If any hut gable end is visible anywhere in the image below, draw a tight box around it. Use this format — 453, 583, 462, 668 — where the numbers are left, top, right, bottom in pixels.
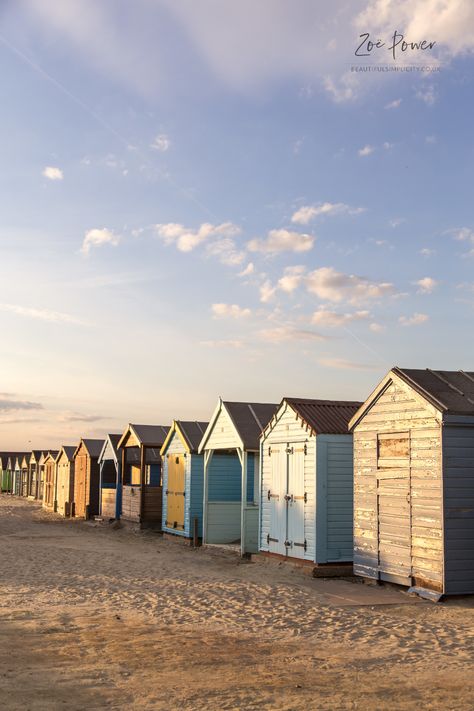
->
201, 405, 243, 451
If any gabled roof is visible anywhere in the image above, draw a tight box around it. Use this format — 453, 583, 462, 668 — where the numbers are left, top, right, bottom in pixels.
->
44, 451, 59, 463
98, 434, 121, 463
161, 421, 208, 455
1, 452, 29, 468
199, 398, 278, 452
274, 398, 363, 436
73, 439, 105, 459
349, 367, 474, 430
29, 450, 42, 463
117, 424, 169, 449
57, 446, 76, 463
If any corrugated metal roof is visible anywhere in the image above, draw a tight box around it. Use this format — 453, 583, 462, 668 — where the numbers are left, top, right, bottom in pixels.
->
80, 439, 105, 459
176, 421, 208, 452
224, 401, 278, 450
130, 424, 169, 447
395, 367, 474, 415
284, 398, 363, 434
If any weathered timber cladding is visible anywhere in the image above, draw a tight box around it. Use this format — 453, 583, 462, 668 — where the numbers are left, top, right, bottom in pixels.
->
101, 489, 116, 519
72, 442, 102, 519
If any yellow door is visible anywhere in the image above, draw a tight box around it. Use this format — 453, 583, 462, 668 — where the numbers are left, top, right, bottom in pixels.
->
166, 455, 185, 530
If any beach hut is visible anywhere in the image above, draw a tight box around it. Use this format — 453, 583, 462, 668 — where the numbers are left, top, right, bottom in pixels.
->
98, 434, 121, 520
198, 399, 278, 555
55, 446, 76, 516
27, 451, 42, 498
6, 456, 17, 494
0, 453, 24, 493
37, 451, 49, 500
259, 398, 362, 564
20, 455, 30, 497
161, 421, 209, 541
349, 367, 474, 599
72, 439, 105, 519
13, 457, 22, 495
118, 424, 169, 528
42, 451, 59, 510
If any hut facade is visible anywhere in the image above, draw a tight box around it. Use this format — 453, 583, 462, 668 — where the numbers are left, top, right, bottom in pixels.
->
350, 367, 474, 599
98, 434, 121, 520
118, 424, 169, 528
198, 399, 277, 555
259, 398, 362, 564
27, 451, 42, 499
1, 452, 25, 493
37, 451, 48, 500
13, 457, 22, 495
161, 421, 208, 540
72, 439, 104, 519
20, 455, 30, 497
42, 452, 59, 510
55, 446, 76, 516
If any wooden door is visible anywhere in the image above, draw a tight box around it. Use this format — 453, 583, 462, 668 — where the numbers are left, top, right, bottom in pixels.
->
74, 454, 88, 517
267, 446, 287, 555
287, 446, 306, 559
166, 455, 186, 530
376, 432, 412, 585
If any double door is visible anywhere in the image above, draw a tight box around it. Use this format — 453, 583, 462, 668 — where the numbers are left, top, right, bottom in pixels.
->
267, 442, 306, 559
165, 455, 186, 530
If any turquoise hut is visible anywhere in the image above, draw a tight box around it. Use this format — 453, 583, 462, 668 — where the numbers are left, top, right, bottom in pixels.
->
160, 421, 209, 540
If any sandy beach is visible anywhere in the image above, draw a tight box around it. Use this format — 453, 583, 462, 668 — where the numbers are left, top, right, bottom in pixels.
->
0, 495, 473, 710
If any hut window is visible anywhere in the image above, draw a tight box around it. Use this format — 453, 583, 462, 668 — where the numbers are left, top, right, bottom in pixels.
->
377, 432, 409, 468
130, 465, 141, 486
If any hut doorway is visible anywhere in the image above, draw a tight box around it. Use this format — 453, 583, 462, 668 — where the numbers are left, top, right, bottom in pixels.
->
268, 443, 306, 559
165, 455, 186, 530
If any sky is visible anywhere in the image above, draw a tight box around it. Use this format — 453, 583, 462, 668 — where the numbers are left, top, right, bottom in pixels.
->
1, 0, 474, 449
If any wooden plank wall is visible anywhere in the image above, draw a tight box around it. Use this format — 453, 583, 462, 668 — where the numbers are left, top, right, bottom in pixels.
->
353, 376, 443, 591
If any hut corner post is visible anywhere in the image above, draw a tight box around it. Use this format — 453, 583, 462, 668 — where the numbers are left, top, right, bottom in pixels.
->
115, 460, 122, 520
238, 449, 248, 557
139, 445, 146, 524
202, 449, 213, 545
98, 460, 103, 517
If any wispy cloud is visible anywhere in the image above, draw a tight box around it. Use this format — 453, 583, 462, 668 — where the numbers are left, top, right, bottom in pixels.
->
238, 262, 255, 277
247, 228, 314, 254
277, 265, 306, 293
0, 397, 44, 412
260, 326, 325, 343
420, 247, 436, 257
385, 98, 402, 109
312, 308, 370, 328
200, 339, 244, 348
81, 227, 120, 256
206, 238, 245, 266
358, 144, 375, 157
211, 303, 251, 319
150, 133, 171, 152
0, 303, 87, 326
42, 165, 63, 180
60, 412, 107, 423
415, 277, 438, 294
416, 85, 437, 106
156, 222, 240, 253
399, 313, 429, 327
291, 202, 365, 225
259, 280, 277, 303
306, 267, 394, 304
318, 357, 375, 370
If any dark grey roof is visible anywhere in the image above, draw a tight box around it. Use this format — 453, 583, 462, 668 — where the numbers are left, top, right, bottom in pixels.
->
224, 401, 278, 450
60, 446, 76, 462
284, 398, 363, 435
0, 452, 29, 468
79, 439, 105, 459
130, 424, 169, 447
176, 421, 208, 453
395, 367, 474, 415
107, 434, 121, 456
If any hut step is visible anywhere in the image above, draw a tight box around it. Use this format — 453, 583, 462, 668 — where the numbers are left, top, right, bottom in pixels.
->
408, 586, 443, 602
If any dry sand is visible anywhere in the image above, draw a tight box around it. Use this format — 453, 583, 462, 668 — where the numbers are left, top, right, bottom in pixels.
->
0, 496, 473, 710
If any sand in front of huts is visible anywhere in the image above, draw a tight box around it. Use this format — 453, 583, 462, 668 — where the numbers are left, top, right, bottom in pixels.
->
0, 495, 473, 710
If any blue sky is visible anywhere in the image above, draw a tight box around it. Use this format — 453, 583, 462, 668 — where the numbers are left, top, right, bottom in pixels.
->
1, 0, 473, 448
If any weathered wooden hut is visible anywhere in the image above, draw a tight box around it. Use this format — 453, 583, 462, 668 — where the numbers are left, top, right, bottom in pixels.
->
1, 452, 26, 493
13, 456, 22, 495
259, 398, 362, 564
72, 439, 105, 519
118, 424, 169, 528
98, 434, 121, 520
20, 455, 30, 497
55, 446, 76, 516
161, 420, 209, 540
198, 399, 278, 555
37, 451, 48, 500
27, 451, 42, 499
349, 367, 474, 599
42, 451, 59, 510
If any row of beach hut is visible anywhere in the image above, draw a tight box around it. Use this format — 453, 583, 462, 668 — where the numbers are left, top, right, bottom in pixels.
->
2, 366, 474, 600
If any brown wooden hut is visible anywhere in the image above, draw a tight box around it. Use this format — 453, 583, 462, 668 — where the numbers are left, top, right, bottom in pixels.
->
20, 455, 30, 497
117, 424, 169, 528
28, 451, 43, 499
42, 451, 59, 510
72, 439, 105, 519
55, 446, 76, 516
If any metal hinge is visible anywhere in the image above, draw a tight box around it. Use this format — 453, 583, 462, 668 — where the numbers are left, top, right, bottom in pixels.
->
293, 540, 307, 551
268, 446, 271, 457
286, 446, 294, 454
267, 534, 279, 544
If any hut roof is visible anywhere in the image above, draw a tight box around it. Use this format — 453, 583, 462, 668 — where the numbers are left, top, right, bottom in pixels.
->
281, 398, 364, 435
394, 368, 474, 415
59, 446, 76, 462
74, 439, 105, 459
0, 452, 29, 468
161, 421, 208, 455
118, 424, 169, 449
199, 399, 278, 452
98, 434, 122, 463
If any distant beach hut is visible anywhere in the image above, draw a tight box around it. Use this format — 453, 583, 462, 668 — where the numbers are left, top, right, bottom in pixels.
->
13, 456, 22, 496
20, 455, 29, 497
37, 451, 49, 500
117, 424, 169, 528
98, 434, 121, 521
72, 439, 105, 519
42, 451, 59, 510
27, 451, 43, 499
160, 421, 208, 541
350, 367, 474, 599
198, 399, 278, 555
1, 453, 26, 493
260, 398, 361, 564
55, 446, 76, 516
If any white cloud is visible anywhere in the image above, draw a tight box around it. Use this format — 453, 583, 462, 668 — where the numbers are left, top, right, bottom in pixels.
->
0, 303, 87, 326
291, 202, 365, 225
399, 313, 429, 327
449, 227, 474, 243
260, 326, 325, 343
81, 228, 120, 256
42, 165, 63, 181
370, 322, 386, 333
318, 357, 375, 370
415, 277, 438, 294
358, 145, 375, 157
278, 265, 306, 293
206, 238, 245, 266
420, 248, 436, 257
383, 141, 394, 150
312, 308, 370, 328
200, 339, 244, 348
211, 303, 251, 319
155, 222, 240, 253
306, 267, 394, 304
323, 72, 359, 103
293, 138, 304, 154
151, 133, 171, 152
389, 217, 405, 228
238, 262, 255, 277
416, 85, 437, 106
248, 228, 314, 254
385, 99, 402, 109
259, 280, 277, 303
